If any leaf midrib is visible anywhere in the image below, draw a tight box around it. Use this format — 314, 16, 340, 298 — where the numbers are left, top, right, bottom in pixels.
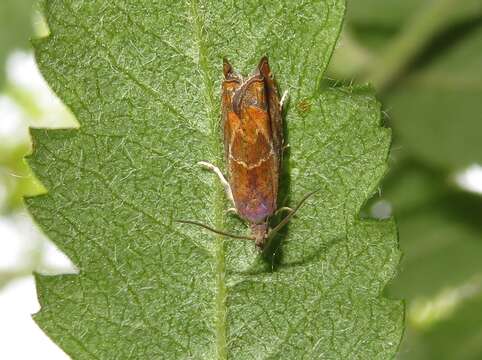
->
189, 0, 228, 359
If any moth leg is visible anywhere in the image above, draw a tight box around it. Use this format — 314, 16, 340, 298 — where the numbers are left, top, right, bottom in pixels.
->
226, 207, 238, 215
280, 90, 289, 109
275, 206, 294, 216
197, 161, 235, 207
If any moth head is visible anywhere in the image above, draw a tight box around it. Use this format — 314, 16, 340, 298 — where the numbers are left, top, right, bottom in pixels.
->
231, 74, 265, 117
250, 222, 269, 250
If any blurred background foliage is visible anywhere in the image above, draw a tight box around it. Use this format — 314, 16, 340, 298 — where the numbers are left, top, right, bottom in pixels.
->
328, 0, 482, 359
0, 0, 38, 214
0, 0, 481, 359
0, 0, 74, 289
0, 0, 35, 88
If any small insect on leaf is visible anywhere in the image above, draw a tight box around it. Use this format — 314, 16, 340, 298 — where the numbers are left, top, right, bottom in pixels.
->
178, 57, 317, 250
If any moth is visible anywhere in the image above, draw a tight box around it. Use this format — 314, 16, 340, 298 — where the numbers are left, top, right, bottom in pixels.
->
179, 56, 317, 250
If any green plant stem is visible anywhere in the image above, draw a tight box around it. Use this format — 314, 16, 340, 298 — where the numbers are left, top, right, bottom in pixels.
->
364, 0, 461, 91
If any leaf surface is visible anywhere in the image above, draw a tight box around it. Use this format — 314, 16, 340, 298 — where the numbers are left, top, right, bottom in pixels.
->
28, 1, 402, 358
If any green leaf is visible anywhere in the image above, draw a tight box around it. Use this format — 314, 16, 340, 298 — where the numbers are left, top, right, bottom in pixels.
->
28, 1, 402, 358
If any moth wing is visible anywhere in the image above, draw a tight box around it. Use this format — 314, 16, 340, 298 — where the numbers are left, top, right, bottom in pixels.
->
258, 56, 283, 163
221, 59, 241, 169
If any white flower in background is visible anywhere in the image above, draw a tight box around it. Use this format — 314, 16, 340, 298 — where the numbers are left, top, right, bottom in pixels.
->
455, 164, 482, 195
0, 95, 27, 146
0, 277, 71, 360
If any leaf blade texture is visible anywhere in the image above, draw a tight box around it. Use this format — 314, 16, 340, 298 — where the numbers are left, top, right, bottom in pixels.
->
27, 1, 403, 358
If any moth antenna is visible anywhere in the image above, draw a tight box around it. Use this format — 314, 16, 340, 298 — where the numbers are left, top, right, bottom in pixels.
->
176, 219, 255, 241
223, 57, 233, 78
268, 189, 321, 239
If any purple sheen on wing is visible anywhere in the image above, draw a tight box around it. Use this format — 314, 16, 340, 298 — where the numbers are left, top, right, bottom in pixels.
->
236, 198, 274, 223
